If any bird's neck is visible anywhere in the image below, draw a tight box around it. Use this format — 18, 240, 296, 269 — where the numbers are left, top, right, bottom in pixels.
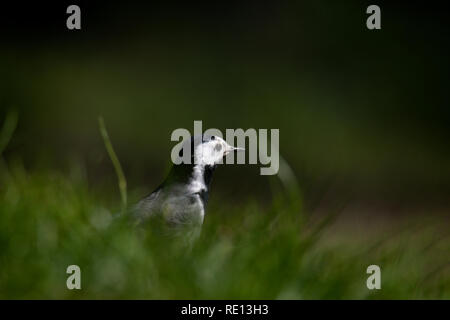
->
166, 163, 216, 193
191, 164, 215, 192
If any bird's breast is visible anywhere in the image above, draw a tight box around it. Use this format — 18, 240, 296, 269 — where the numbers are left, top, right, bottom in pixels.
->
162, 193, 205, 226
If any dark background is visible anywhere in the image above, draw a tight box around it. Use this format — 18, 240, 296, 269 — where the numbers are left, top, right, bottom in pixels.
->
1, 1, 449, 214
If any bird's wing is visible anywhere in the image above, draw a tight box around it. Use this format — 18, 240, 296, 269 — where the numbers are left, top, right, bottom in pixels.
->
132, 187, 164, 222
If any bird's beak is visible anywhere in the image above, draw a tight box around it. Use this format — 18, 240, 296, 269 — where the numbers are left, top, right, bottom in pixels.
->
224, 144, 245, 156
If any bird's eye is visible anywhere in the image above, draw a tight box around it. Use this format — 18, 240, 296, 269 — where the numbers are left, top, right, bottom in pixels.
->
214, 143, 222, 152
210, 136, 215, 140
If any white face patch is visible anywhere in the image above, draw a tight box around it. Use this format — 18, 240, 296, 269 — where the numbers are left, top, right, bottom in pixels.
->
194, 136, 232, 166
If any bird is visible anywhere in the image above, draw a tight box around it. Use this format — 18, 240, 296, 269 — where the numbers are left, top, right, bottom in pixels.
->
131, 135, 243, 244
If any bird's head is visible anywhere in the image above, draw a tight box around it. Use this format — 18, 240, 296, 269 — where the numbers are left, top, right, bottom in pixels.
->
176, 135, 244, 167
194, 135, 244, 167
169, 135, 244, 189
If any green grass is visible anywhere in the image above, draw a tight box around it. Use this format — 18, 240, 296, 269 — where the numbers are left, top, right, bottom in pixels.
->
0, 160, 449, 299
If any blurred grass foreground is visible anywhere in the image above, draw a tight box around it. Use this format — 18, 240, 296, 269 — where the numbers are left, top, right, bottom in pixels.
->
0, 113, 449, 299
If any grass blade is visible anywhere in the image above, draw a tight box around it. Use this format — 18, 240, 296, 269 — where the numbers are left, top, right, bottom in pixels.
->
98, 116, 127, 213
0, 109, 19, 156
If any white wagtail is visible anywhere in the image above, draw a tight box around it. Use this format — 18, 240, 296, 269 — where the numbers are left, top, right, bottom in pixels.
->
132, 135, 243, 241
